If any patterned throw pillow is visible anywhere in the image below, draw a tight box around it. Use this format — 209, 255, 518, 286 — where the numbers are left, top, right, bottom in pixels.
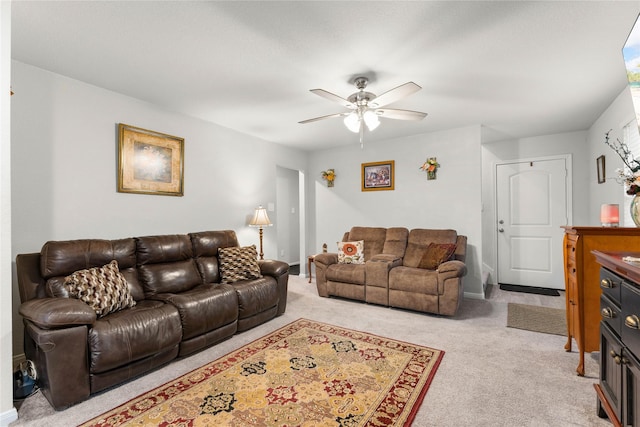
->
218, 245, 263, 284
64, 260, 136, 318
337, 240, 365, 264
418, 243, 457, 270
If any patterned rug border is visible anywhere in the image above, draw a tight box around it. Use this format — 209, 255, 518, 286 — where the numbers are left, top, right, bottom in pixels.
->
78, 318, 444, 427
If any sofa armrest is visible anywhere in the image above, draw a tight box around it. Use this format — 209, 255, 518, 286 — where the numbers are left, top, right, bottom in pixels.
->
258, 259, 289, 277
19, 298, 96, 329
258, 259, 289, 316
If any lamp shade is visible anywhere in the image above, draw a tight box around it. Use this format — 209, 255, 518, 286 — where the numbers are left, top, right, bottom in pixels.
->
600, 204, 619, 227
249, 206, 272, 227
343, 113, 360, 133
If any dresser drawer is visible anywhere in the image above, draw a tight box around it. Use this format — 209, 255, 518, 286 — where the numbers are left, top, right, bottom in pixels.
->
601, 268, 624, 306
621, 282, 640, 357
601, 294, 622, 337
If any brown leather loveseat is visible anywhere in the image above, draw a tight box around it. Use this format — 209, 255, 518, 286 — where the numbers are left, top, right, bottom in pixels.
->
16, 230, 288, 410
314, 226, 467, 316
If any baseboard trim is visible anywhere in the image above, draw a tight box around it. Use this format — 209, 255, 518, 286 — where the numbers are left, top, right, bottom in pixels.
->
0, 407, 18, 425
13, 353, 26, 369
464, 291, 485, 300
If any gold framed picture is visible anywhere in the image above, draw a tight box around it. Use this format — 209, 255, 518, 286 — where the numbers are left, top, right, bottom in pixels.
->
117, 124, 184, 196
362, 160, 395, 191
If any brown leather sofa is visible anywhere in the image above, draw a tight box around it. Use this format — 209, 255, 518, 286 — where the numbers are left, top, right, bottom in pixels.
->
16, 230, 288, 410
314, 227, 467, 316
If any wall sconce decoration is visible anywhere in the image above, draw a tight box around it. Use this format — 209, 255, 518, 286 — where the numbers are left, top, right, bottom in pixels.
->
249, 205, 272, 260
420, 157, 440, 180
321, 169, 336, 187
600, 204, 619, 227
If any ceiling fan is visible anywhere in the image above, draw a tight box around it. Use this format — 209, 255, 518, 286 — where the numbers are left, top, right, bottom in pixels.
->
299, 77, 428, 148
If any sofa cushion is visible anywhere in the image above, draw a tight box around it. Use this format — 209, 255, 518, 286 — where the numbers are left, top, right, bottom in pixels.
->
403, 229, 458, 268
337, 241, 364, 264
218, 245, 262, 284
190, 230, 240, 283
64, 260, 136, 318
88, 300, 182, 374
418, 243, 457, 270
41, 238, 144, 301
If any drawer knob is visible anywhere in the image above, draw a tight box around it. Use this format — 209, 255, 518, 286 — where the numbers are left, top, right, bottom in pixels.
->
625, 315, 640, 330
602, 307, 614, 319
610, 350, 629, 365
601, 278, 614, 289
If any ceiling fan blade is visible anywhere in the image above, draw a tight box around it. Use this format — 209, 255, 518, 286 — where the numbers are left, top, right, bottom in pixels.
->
375, 108, 427, 121
310, 89, 355, 108
370, 82, 421, 108
298, 112, 348, 124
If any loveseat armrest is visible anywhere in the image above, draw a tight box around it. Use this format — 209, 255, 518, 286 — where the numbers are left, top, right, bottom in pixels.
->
258, 259, 289, 316
19, 298, 96, 329
437, 260, 467, 276
366, 254, 403, 305
313, 253, 339, 297
436, 260, 468, 316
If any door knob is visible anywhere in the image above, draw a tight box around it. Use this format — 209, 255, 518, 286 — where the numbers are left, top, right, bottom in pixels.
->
499, 220, 504, 224
498, 228, 504, 233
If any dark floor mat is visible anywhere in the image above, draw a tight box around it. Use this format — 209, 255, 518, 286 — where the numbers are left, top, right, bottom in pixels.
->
499, 283, 560, 296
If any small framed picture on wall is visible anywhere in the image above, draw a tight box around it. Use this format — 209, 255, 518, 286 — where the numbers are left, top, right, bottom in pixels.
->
361, 160, 394, 191
597, 155, 605, 184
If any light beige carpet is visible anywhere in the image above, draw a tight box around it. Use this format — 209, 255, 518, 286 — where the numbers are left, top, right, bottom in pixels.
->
507, 302, 567, 336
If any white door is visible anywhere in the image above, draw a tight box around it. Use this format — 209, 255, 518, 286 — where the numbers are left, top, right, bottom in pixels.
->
496, 158, 568, 289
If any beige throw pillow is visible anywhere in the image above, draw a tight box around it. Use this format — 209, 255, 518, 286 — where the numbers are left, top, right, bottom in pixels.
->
218, 245, 262, 284
337, 241, 365, 264
64, 260, 136, 318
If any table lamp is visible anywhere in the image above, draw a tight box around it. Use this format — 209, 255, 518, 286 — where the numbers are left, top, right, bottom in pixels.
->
249, 205, 272, 259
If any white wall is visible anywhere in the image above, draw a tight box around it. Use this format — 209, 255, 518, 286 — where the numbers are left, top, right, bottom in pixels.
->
308, 125, 484, 298
587, 87, 637, 225
10, 61, 308, 355
481, 130, 590, 282
1, 2, 18, 424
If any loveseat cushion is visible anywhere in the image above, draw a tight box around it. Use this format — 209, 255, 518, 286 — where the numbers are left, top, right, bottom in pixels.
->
218, 245, 262, 284
326, 263, 366, 285
88, 300, 182, 374
389, 266, 439, 295
64, 260, 136, 318
403, 229, 458, 268
418, 243, 457, 270
346, 227, 387, 261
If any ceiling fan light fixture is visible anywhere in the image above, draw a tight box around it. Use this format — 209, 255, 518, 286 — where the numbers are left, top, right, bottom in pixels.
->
343, 112, 360, 133
363, 110, 380, 131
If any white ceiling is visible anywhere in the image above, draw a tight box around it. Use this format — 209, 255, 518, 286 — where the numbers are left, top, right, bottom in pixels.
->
10, 1, 640, 151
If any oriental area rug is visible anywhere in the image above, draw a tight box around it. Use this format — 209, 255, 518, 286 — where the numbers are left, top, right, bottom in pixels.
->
79, 318, 444, 427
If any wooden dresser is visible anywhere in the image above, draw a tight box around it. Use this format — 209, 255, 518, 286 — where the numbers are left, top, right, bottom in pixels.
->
562, 226, 640, 376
